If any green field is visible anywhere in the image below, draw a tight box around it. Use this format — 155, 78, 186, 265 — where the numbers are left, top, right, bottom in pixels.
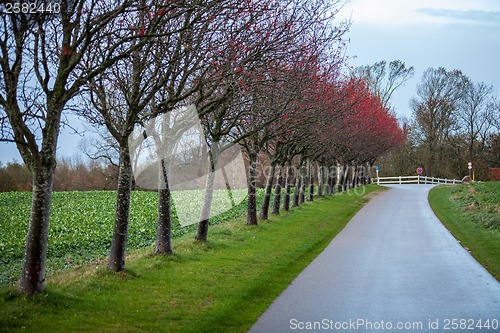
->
0, 189, 250, 287
429, 182, 500, 281
0, 185, 382, 332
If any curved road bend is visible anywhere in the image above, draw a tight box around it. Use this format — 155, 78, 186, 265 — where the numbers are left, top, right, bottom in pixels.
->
249, 185, 500, 333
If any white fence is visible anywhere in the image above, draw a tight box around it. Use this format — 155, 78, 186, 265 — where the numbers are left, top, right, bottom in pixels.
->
375, 175, 462, 185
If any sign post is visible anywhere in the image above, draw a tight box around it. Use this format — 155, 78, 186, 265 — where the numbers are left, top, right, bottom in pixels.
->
468, 162, 472, 180
416, 167, 423, 184
375, 166, 380, 185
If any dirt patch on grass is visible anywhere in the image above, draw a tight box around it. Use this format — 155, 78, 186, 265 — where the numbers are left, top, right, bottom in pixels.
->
364, 186, 389, 201
463, 203, 477, 212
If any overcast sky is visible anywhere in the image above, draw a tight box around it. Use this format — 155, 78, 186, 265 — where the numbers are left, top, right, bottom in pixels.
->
1, 0, 499, 164
339, 0, 500, 119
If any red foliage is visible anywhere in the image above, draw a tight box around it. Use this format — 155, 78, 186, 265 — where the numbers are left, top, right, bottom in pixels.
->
489, 168, 500, 180
338, 78, 404, 161
296, 75, 405, 163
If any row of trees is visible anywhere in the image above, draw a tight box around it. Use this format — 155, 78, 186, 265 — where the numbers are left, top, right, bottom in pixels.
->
0, 161, 32, 192
379, 67, 500, 179
0, 0, 404, 294
0, 158, 118, 192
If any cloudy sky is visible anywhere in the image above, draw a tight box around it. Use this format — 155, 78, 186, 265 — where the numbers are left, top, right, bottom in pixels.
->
339, 0, 500, 119
1, 0, 499, 164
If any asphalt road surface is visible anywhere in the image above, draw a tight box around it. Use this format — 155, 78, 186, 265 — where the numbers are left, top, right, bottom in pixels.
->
249, 185, 500, 333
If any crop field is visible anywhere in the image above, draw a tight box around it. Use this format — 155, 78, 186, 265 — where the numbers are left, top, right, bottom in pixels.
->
0, 189, 260, 287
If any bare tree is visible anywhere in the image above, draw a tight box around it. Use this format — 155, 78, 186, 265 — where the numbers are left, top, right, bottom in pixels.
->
260, 62, 333, 217
354, 60, 414, 111
0, 0, 157, 294
490, 97, 500, 132
232, 82, 286, 225
191, 0, 346, 236
411, 67, 467, 177
81, 0, 222, 269
458, 80, 495, 163
232, 0, 350, 225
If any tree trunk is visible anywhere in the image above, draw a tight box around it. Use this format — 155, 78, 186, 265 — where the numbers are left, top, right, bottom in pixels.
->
324, 165, 331, 195
351, 164, 357, 188
108, 146, 133, 271
336, 164, 342, 193
292, 157, 303, 207
247, 151, 258, 225
342, 163, 350, 191
195, 144, 219, 241
427, 139, 435, 177
362, 163, 368, 185
271, 161, 285, 215
18, 160, 56, 294
317, 163, 324, 196
259, 162, 276, 220
331, 166, 337, 194
221, 164, 236, 207
283, 162, 292, 211
365, 161, 372, 184
307, 160, 314, 201
155, 158, 172, 255
299, 162, 306, 204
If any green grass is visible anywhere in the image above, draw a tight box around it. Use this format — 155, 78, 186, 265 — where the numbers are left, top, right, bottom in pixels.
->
0, 185, 383, 333
429, 182, 500, 281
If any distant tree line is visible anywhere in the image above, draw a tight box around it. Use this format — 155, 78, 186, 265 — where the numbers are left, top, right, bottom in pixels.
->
0, 158, 118, 192
0, 161, 32, 192
377, 67, 500, 180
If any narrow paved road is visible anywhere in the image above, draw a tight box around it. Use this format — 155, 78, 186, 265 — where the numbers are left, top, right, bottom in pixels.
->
249, 185, 500, 333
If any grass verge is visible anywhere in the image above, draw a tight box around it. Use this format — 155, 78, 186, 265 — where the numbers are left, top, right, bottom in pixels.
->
0, 185, 383, 333
429, 182, 500, 281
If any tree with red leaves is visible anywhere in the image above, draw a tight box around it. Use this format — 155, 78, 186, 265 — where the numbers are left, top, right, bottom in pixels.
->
194, 0, 350, 233
328, 77, 405, 189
